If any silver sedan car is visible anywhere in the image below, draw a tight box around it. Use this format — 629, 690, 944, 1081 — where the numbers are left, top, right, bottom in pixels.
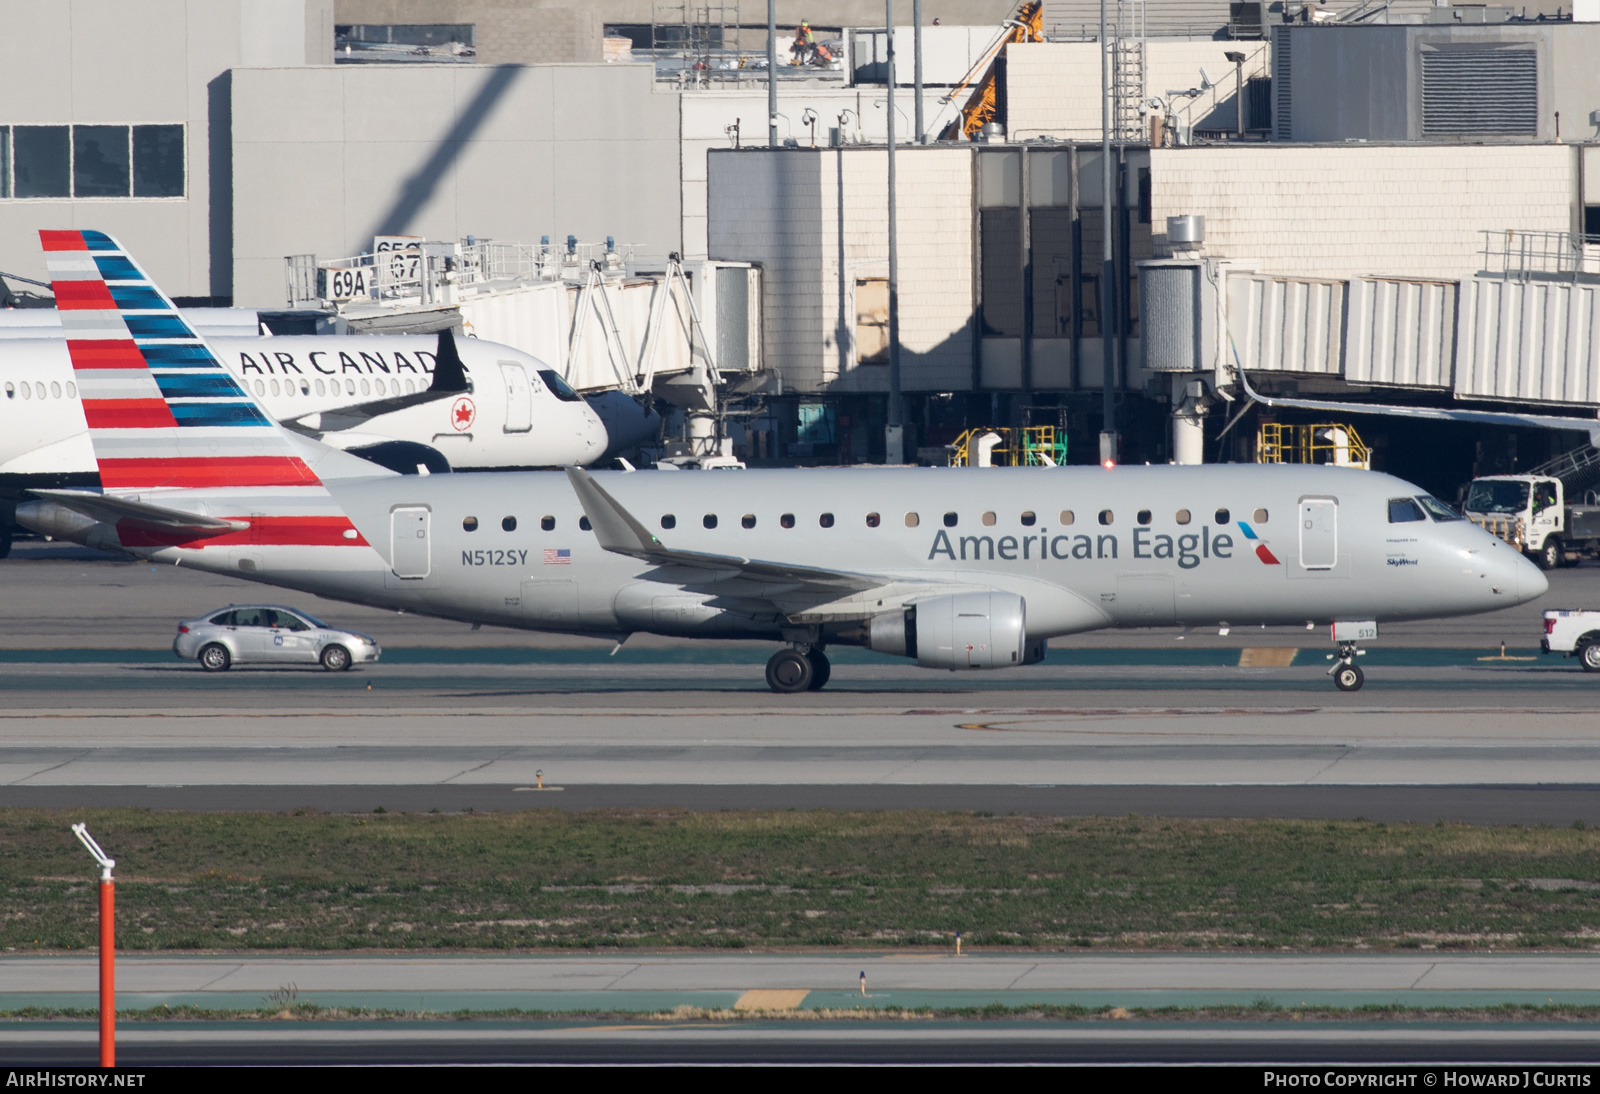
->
173, 605, 381, 672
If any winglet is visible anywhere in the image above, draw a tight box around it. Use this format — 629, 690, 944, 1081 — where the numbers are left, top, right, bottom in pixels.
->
565, 466, 662, 558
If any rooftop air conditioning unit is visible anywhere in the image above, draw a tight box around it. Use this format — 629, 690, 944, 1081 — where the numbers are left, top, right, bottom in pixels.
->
1229, 1, 1268, 39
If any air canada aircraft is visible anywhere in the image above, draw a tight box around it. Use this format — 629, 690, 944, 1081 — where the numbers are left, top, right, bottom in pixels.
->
15, 231, 1549, 692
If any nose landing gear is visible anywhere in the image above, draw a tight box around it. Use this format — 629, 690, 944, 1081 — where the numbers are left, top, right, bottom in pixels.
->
765, 645, 831, 693
1327, 640, 1366, 691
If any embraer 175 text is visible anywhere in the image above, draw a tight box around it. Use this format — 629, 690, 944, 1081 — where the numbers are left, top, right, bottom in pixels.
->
15, 231, 1548, 692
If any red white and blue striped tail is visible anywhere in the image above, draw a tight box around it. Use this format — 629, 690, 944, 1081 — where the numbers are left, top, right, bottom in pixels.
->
36, 230, 371, 554
40, 228, 322, 493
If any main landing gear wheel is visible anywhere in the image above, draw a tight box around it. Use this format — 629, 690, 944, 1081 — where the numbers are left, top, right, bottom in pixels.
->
198, 644, 231, 672
1580, 643, 1600, 673
806, 648, 831, 690
765, 648, 814, 693
1333, 663, 1364, 692
320, 644, 352, 672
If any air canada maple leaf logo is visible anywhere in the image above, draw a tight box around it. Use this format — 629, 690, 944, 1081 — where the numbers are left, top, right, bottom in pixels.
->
450, 397, 476, 431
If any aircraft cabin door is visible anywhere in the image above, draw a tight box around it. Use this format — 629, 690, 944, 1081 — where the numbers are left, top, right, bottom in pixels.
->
390, 506, 431, 579
1298, 497, 1338, 570
500, 362, 532, 433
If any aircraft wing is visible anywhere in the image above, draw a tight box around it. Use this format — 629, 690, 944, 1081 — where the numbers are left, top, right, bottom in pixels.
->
565, 467, 882, 593
285, 328, 471, 435
28, 489, 248, 537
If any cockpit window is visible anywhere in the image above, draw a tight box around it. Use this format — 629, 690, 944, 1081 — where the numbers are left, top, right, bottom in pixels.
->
537, 369, 583, 402
1416, 495, 1463, 522
1388, 498, 1426, 523
1464, 480, 1528, 515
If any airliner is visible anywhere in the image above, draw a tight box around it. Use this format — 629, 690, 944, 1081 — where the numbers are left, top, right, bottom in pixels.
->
0, 329, 610, 485
13, 231, 1548, 693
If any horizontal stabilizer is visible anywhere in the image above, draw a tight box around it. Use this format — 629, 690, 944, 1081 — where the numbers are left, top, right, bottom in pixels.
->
564, 467, 880, 593
29, 489, 248, 537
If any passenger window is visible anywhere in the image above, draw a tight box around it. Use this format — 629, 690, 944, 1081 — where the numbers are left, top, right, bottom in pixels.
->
19, 382, 29, 400
282, 614, 310, 633
540, 516, 554, 531
1253, 508, 1269, 523
904, 512, 919, 528
579, 517, 592, 531
819, 513, 834, 528
3, 383, 12, 399
315, 379, 326, 395
1059, 511, 1075, 526
1215, 508, 1230, 525
50, 382, 61, 399
1098, 510, 1114, 526
743, 514, 757, 529
503, 516, 518, 532
943, 512, 958, 527
1388, 498, 1426, 523
463, 516, 478, 532
233, 608, 264, 627
209, 612, 233, 626
1020, 511, 1036, 526
703, 514, 718, 529
1137, 510, 1151, 525
1175, 509, 1191, 525
661, 514, 676, 529
781, 514, 795, 529
982, 512, 997, 527
66, 381, 76, 399
866, 513, 880, 528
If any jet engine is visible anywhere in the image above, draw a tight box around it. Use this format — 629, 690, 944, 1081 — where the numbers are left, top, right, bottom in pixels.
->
866, 591, 1046, 669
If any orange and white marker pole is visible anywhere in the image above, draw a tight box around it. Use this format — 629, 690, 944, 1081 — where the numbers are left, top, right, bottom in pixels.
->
71, 823, 115, 1068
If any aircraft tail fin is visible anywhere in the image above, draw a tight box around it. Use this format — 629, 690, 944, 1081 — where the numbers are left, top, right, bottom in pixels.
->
39, 229, 324, 493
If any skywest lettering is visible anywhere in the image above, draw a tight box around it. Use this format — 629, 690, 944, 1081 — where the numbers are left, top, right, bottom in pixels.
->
928, 527, 1234, 568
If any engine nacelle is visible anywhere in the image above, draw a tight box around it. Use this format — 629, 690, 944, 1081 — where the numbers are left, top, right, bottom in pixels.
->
13, 500, 124, 553
868, 591, 1039, 670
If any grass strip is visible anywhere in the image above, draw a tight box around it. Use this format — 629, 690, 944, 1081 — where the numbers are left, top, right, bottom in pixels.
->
6, 808, 1600, 952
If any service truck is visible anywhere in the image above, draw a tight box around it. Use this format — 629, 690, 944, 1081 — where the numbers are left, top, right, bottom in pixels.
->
1462, 444, 1600, 569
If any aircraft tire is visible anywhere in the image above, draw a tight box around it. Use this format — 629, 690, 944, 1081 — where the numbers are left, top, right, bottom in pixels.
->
765, 648, 814, 693
321, 645, 353, 672
1579, 643, 1600, 673
806, 648, 831, 690
1333, 664, 1364, 692
198, 644, 231, 673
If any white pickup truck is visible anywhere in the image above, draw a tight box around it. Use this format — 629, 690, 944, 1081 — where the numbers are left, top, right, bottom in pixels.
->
1542, 610, 1600, 671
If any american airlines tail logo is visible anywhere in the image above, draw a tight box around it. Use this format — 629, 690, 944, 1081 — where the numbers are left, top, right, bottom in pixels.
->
1236, 521, 1281, 565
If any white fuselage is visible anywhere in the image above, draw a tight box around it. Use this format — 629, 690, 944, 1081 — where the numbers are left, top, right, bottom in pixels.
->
0, 334, 606, 486
58, 464, 1547, 645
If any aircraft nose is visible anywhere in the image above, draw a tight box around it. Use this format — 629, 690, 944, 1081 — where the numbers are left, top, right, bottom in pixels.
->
1506, 547, 1548, 604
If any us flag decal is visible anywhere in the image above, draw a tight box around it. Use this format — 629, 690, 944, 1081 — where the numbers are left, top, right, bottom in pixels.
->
544, 548, 571, 565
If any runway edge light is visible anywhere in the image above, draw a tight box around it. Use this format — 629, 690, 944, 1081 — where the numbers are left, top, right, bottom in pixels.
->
70, 823, 116, 1068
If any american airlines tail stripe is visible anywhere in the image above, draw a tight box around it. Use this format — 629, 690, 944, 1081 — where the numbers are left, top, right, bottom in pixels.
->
117, 515, 368, 551
169, 403, 271, 428
96, 456, 323, 490
152, 373, 248, 398
82, 399, 179, 430
53, 280, 117, 310
66, 340, 148, 368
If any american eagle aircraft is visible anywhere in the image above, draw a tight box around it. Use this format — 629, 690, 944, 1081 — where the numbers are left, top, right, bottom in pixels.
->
15, 231, 1548, 692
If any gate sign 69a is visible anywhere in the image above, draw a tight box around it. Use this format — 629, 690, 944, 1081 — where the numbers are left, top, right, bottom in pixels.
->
318, 266, 371, 301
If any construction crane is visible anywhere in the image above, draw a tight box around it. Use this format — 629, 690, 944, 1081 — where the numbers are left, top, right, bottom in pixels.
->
934, 1, 1044, 142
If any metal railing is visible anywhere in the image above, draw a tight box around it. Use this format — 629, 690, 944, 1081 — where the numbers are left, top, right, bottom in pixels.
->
1468, 513, 1526, 550
947, 425, 1068, 467
1257, 422, 1371, 469
1480, 230, 1600, 281
285, 238, 639, 308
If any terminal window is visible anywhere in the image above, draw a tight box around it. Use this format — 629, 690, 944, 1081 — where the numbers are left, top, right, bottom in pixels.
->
336, 25, 475, 63
0, 124, 183, 199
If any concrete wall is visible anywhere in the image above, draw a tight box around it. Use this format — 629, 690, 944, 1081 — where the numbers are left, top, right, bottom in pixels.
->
230, 63, 682, 307
1006, 41, 1272, 142
0, 0, 330, 300
707, 146, 975, 394
1149, 144, 1576, 283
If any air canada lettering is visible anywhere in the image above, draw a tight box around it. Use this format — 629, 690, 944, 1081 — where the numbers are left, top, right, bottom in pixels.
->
928, 527, 1234, 568
236, 349, 437, 377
